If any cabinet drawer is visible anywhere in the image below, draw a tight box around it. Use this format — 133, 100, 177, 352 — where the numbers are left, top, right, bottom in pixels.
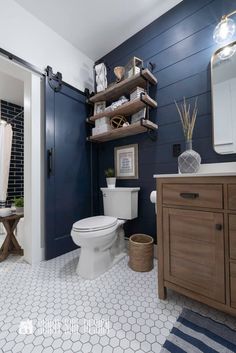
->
228, 185, 236, 210
229, 215, 236, 260
162, 184, 223, 209
230, 263, 236, 309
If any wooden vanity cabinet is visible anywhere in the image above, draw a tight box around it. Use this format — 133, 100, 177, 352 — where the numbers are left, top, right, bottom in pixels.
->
157, 177, 236, 316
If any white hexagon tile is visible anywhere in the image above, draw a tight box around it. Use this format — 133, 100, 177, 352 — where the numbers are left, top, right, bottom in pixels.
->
0, 250, 236, 353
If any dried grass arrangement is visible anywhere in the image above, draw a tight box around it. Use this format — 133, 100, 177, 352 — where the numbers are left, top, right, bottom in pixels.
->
175, 97, 198, 141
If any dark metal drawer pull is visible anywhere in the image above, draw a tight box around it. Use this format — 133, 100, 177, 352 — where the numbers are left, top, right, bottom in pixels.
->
180, 192, 199, 199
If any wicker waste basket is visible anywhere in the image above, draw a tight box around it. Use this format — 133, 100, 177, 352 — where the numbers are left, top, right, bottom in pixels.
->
128, 234, 154, 272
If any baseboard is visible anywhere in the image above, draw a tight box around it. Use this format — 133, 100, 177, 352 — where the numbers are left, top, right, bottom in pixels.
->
125, 237, 158, 259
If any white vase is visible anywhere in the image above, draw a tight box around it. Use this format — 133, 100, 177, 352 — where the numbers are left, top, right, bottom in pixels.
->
106, 177, 116, 189
178, 140, 201, 174
15, 207, 24, 215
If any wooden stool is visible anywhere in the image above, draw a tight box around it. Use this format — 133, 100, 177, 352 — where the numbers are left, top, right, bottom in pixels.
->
0, 214, 24, 261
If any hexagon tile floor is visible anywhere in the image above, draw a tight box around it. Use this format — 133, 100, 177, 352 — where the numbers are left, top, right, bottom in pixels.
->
0, 251, 236, 353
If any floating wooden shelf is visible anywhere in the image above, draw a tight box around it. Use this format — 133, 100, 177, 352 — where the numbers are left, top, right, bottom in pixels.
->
88, 94, 157, 122
87, 119, 158, 143
89, 68, 157, 103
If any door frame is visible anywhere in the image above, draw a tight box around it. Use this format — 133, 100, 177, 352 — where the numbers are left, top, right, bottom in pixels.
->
0, 55, 44, 264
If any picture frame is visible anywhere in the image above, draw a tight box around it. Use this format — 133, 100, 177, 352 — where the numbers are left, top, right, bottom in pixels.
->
94, 101, 106, 115
114, 144, 138, 179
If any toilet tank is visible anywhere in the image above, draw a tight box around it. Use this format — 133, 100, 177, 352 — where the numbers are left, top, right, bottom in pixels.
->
101, 187, 140, 220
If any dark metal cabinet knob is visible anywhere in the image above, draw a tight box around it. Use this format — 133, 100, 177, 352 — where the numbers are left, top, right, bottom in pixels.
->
215, 224, 223, 231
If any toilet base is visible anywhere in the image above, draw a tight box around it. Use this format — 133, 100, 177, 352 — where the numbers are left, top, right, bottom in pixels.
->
77, 248, 126, 280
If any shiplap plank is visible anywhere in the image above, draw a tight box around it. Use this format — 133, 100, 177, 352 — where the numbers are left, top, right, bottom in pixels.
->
157, 70, 211, 107
157, 92, 212, 125
157, 46, 214, 89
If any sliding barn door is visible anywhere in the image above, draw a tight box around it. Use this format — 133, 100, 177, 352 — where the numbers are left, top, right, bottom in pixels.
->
45, 77, 91, 259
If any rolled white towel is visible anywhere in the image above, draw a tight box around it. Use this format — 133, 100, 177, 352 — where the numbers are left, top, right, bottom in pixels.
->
97, 84, 106, 92
95, 63, 107, 75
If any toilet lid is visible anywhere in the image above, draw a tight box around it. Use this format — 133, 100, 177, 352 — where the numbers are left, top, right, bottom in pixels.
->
73, 216, 117, 232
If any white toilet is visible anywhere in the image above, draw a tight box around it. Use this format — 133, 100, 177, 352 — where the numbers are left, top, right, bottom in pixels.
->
71, 187, 140, 279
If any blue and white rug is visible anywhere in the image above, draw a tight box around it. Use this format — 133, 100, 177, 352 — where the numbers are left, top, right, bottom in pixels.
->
161, 308, 236, 353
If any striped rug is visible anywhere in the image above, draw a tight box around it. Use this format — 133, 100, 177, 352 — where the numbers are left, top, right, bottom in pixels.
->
161, 308, 236, 353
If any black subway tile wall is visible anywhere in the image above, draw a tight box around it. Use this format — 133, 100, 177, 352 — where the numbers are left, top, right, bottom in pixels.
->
1, 100, 24, 206
96, 0, 236, 242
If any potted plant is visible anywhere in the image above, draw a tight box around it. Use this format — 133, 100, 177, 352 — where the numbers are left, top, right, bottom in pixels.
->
105, 168, 116, 189
14, 197, 24, 215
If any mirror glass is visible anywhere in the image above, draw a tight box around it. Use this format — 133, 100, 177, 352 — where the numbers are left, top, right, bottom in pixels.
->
211, 41, 236, 154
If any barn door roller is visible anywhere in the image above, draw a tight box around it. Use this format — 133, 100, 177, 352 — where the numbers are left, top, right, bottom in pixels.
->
46, 66, 62, 92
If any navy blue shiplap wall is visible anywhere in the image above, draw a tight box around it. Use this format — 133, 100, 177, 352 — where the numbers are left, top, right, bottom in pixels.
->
96, 0, 236, 242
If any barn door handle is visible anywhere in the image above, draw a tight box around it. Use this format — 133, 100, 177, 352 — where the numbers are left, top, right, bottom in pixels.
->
47, 148, 53, 177
215, 224, 223, 231
180, 192, 199, 199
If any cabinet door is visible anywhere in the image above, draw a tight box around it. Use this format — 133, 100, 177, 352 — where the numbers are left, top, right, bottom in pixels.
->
163, 208, 225, 303
229, 215, 236, 259
230, 263, 236, 309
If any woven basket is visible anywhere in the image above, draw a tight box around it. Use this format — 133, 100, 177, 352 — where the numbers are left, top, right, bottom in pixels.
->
128, 234, 154, 272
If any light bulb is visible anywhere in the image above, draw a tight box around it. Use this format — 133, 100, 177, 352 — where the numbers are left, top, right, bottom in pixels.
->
218, 45, 236, 60
213, 17, 235, 43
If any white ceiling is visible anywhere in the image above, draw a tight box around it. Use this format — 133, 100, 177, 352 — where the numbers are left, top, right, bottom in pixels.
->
0, 71, 24, 107
15, 0, 182, 61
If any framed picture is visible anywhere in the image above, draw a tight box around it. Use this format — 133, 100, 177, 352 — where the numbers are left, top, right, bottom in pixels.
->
94, 101, 106, 115
115, 144, 138, 179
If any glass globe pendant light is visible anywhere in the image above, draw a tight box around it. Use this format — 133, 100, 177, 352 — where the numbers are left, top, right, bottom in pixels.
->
213, 12, 236, 44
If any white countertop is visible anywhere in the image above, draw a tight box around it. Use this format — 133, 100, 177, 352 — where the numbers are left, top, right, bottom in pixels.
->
154, 162, 236, 178
154, 171, 236, 178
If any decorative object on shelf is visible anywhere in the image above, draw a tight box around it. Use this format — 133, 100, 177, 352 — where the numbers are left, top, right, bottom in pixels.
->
125, 57, 143, 79
130, 86, 145, 101
131, 108, 146, 124
110, 96, 129, 111
14, 197, 24, 215
94, 101, 106, 115
110, 115, 128, 129
213, 10, 236, 44
95, 117, 110, 127
94, 63, 107, 93
105, 168, 116, 189
93, 116, 112, 136
92, 124, 112, 136
114, 66, 125, 82
175, 97, 201, 174
115, 144, 138, 179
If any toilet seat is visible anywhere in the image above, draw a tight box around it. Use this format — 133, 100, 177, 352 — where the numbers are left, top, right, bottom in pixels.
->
72, 215, 117, 233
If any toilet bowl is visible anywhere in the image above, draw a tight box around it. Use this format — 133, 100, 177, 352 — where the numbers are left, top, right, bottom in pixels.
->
71, 216, 126, 279
71, 187, 140, 279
